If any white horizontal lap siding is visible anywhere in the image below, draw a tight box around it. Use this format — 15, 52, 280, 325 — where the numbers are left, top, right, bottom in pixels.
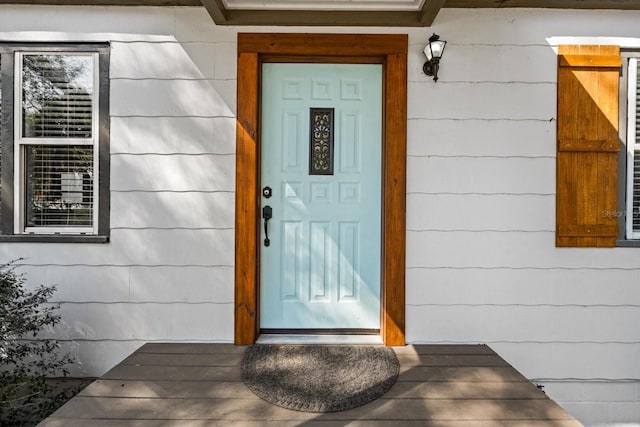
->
407, 156, 555, 194
127, 266, 234, 303
407, 194, 554, 231
111, 155, 235, 192
111, 79, 235, 117
408, 82, 556, 120
491, 343, 640, 380
407, 268, 640, 306
407, 232, 640, 269
435, 8, 640, 46
25, 264, 234, 304
0, 5, 176, 38
0, 7, 240, 376
407, 305, 640, 343
111, 117, 235, 154
407, 9, 640, 426
111, 42, 215, 80
111, 191, 235, 229
78, 302, 232, 341
408, 119, 556, 157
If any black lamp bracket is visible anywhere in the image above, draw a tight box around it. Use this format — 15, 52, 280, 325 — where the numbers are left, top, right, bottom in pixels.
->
423, 58, 440, 82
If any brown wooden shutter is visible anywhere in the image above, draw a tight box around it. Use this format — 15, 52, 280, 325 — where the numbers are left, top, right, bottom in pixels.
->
556, 45, 621, 247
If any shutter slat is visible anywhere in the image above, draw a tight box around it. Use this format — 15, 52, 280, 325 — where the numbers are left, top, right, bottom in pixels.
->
558, 139, 619, 152
558, 224, 619, 236
559, 54, 621, 68
556, 45, 620, 247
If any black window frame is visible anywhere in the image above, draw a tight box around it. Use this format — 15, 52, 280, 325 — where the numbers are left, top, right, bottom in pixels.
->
0, 43, 110, 243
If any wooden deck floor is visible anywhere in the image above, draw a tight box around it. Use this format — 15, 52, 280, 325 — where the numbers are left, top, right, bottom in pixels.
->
40, 343, 583, 427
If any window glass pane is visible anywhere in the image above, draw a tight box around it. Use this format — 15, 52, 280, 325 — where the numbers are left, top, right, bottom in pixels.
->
22, 54, 93, 138
25, 145, 93, 228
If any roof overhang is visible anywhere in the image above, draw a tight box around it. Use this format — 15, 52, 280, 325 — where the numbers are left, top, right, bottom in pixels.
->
2, 0, 640, 27
202, 0, 446, 26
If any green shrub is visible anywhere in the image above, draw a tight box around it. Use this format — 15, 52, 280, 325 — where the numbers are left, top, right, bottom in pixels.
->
0, 260, 77, 426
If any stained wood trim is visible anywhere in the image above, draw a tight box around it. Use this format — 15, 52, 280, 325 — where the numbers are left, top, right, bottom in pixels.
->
235, 52, 260, 345
235, 33, 407, 346
238, 33, 408, 55
382, 52, 407, 346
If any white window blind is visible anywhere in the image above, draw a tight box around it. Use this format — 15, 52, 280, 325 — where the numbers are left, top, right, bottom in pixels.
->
15, 52, 98, 234
25, 145, 93, 228
626, 58, 640, 239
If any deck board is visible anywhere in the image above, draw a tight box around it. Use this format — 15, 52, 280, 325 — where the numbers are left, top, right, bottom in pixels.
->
39, 420, 585, 427
121, 353, 243, 367
48, 396, 576, 421
39, 344, 583, 426
396, 354, 511, 367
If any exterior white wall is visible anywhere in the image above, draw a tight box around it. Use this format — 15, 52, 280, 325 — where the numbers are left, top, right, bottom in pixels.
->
1, 5, 639, 426
0, 5, 239, 375
408, 10, 640, 427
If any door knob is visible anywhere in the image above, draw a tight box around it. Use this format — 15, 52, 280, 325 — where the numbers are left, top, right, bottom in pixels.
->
262, 205, 272, 247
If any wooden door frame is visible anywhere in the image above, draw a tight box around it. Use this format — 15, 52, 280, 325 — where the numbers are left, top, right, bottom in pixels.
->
235, 33, 407, 346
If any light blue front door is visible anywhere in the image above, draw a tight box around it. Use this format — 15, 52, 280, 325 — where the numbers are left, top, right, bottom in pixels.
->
260, 63, 382, 330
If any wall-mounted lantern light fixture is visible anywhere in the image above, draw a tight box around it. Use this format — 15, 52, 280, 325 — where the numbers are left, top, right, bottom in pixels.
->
423, 33, 446, 82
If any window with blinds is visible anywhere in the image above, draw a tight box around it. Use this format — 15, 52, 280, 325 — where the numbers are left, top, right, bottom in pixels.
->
16, 52, 97, 233
626, 58, 640, 239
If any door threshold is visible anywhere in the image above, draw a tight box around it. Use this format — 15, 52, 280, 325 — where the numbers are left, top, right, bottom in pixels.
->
256, 334, 384, 345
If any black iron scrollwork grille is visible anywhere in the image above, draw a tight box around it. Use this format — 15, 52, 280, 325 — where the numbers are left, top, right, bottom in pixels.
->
309, 108, 334, 175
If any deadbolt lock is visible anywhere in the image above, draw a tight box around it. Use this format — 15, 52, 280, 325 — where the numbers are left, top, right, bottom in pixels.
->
262, 186, 272, 198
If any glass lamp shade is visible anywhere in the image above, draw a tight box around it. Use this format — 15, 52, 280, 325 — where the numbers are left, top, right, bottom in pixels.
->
424, 39, 446, 61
